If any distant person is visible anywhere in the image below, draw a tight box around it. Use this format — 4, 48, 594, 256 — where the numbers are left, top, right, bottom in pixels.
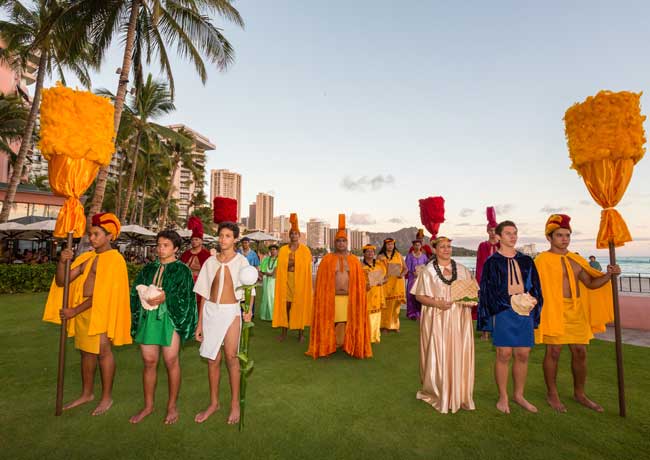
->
129, 230, 197, 425
377, 238, 407, 333
405, 239, 428, 320
362, 244, 386, 343
259, 245, 279, 321
588, 256, 602, 272
238, 237, 260, 267
478, 221, 543, 414
43, 212, 132, 416
475, 206, 500, 340
535, 214, 619, 413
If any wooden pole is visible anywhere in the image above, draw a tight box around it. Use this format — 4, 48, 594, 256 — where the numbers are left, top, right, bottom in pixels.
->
608, 241, 626, 417
55, 231, 74, 416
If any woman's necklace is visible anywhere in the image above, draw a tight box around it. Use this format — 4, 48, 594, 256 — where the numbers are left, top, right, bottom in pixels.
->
433, 259, 457, 286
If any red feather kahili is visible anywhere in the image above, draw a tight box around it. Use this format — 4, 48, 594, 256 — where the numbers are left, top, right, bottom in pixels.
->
187, 215, 204, 239
486, 206, 497, 229
213, 197, 238, 224
419, 196, 445, 239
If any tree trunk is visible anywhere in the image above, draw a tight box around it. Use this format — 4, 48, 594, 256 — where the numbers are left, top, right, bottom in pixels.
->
87, 0, 141, 220
138, 176, 147, 226
129, 187, 139, 224
159, 157, 179, 230
0, 50, 48, 223
115, 147, 125, 217
119, 128, 142, 222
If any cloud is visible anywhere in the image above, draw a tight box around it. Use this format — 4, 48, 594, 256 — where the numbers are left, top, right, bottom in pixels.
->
540, 205, 570, 214
579, 200, 594, 206
341, 174, 395, 192
349, 213, 377, 225
459, 208, 474, 218
455, 222, 471, 227
388, 217, 405, 224
495, 204, 514, 215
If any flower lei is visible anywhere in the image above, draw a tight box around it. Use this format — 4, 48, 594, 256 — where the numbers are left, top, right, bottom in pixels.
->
433, 259, 457, 286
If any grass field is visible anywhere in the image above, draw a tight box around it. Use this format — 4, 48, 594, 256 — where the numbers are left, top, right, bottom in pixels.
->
1, 292, 649, 460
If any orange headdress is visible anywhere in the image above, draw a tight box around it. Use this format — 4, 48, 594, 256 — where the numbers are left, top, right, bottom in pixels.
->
545, 214, 572, 236
91, 212, 121, 241
362, 244, 376, 252
289, 213, 300, 233
335, 214, 347, 240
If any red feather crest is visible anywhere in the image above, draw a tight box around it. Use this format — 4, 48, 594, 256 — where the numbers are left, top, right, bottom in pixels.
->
419, 196, 445, 239
486, 206, 497, 228
187, 215, 204, 239
213, 197, 238, 224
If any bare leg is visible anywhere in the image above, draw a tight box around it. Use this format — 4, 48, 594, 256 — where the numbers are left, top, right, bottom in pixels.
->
162, 332, 182, 424
276, 302, 291, 342
569, 344, 603, 412
297, 329, 305, 343
335, 322, 346, 348
481, 331, 489, 341
130, 344, 160, 423
63, 350, 96, 410
93, 334, 115, 415
495, 347, 511, 414
195, 352, 222, 423
512, 347, 537, 413
223, 316, 242, 424
543, 345, 567, 412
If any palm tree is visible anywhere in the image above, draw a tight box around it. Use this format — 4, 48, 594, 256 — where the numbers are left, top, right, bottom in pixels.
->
0, 0, 95, 223
0, 93, 28, 158
158, 127, 196, 229
87, 0, 244, 218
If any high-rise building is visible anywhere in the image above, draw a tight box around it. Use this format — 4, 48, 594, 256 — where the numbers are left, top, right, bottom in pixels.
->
241, 217, 249, 228
168, 124, 215, 222
255, 193, 274, 232
210, 169, 242, 221
273, 215, 291, 233
307, 218, 330, 249
349, 229, 370, 250
248, 203, 257, 229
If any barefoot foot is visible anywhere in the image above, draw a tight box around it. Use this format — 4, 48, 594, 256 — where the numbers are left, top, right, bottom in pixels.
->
546, 394, 567, 413
227, 405, 240, 425
92, 399, 113, 416
496, 398, 510, 414
574, 394, 604, 412
513, 396, 538, 413
63, 394, 94, 411
298, 334, 305, 343
194, 404, 219, 423
164, 407, 179, 425
275, 334, 286, 342
129, 406, 154, 424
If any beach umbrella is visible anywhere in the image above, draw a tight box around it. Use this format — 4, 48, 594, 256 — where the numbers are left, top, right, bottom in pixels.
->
242, 230, 278, 252
23, 219, 57, 240
0, 222, 28, 239
564, 90, 646, 417
118, 225, 157, 243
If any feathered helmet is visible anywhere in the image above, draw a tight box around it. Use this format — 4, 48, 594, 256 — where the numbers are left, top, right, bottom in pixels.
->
289, 213, 300, 234
486, 206, 497, 230
213, 197, 238, 224
335, 214, 347, 240
419, 196, 445, 240
187, 215, 204, 239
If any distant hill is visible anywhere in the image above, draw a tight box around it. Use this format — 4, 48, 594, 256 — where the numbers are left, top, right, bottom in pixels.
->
367, 226, 477, 257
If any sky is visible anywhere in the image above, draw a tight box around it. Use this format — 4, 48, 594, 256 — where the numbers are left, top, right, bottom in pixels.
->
50, 0, 650, 255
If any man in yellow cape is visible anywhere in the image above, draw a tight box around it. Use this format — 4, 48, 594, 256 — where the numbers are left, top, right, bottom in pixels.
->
272, 213, 313, 342
43, 212, 131, 415
535, 214, 619, 413
306, 215, 372, 359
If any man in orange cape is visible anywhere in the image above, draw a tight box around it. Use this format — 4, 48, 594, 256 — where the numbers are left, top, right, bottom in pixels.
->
272, 213, 313, 342
306, 214, 372, 359
43, 212, 132, 416
535, 214, 619, 413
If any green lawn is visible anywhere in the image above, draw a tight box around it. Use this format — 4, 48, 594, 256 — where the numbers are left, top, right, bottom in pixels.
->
1, 293, 649, 460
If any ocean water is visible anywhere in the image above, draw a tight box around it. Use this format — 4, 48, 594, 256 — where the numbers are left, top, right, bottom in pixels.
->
453, 256, 650, 276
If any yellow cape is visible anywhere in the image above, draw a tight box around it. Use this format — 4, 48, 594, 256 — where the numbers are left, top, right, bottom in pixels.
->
43, 249, 132, 347
362, 262, 386, 311
272, 244, 313, 329
534, 251, 613, 343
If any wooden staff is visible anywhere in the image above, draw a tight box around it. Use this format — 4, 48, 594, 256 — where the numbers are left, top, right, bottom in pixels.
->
608, 242, 626, 417
55, 231, 74, 416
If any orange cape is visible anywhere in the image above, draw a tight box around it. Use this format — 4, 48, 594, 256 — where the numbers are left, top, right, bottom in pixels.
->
306, 253, 372, 359
534, 251, 613, 343
272, 244, 313, 329
43, 249, 132, 346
